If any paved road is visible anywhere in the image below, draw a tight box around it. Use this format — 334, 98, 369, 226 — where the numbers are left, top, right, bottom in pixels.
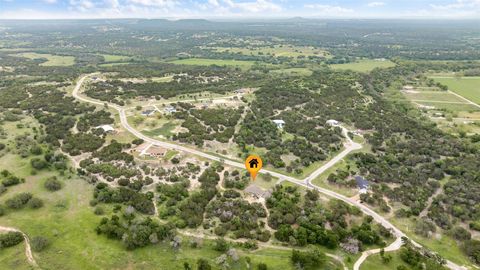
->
72, 74, 468, 270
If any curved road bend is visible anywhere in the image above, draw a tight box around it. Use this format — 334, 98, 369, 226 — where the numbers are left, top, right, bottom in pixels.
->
0, 226, 38, 267
72, 74, 468, 270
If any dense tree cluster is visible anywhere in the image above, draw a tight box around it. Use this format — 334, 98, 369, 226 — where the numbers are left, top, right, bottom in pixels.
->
96, 214, 175, 249
93, 183, 155, 215
0, 232, 24, 249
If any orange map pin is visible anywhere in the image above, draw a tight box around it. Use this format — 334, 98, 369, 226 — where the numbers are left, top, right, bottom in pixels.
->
245, 155, 262, 180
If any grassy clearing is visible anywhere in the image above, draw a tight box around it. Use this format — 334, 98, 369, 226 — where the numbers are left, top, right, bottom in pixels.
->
12, 52, 75, 66
431, 76, 480, 104
270, 68, 313, 76
99, 54, 132, 63
99, 62, 132, 67
403, 91, 468, 103
311, 158, 357, 197
169, 58, 255, 69
360, 251, 407, 270
142, 122, 177, 138
414, 101, 478, 112
390, 218, 476, 269
0, 242, 31, 270
330, 59, 396, 72
163, 149, 179, 161
150, 75, 174, 82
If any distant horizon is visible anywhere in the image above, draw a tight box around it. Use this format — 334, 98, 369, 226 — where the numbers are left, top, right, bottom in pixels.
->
1, 17, 480, 21
1, 0, 480, 20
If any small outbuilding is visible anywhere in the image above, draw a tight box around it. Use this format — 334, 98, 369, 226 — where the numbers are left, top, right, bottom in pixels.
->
272, 119, 285, 129
95, 124, 115, 133
164, 106, 177, 114
326, 119, 340, 126
141, 109, 155, 117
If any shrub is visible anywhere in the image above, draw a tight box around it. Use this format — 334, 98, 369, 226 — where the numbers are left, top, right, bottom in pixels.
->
5, 193, 32, 209
213, 238, 229, 252
0, 231, 23, 248
94, 206, 105, 215
257, 263, 267, 270
30, 158, 48, 170
44, 177, 62, 191
31, 236, 50, 252
117, 178, 130, 186
28, 198, 44, 209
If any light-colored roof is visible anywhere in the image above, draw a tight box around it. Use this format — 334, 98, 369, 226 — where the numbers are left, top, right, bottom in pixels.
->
95, 124, 114, 132
272, 119, 285, 124
326, 119, 339, 125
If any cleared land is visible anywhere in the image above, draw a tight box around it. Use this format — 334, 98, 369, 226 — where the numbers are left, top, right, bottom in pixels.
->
99, 54, 132, 63
330, 59, 396, 72
13, 52, 75, 66
211, 45, 330, 58
431, 76, 480, 104
270, 67, 313, 76
170, 58, 255, 69
360, 251, 408, 270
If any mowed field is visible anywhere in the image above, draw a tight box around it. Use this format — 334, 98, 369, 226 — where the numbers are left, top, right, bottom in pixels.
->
402, 89, 478, 112
431, 76, 480, 104
169, 58, 255, 69
330, 59, 396, 72
13, 52, 75, 66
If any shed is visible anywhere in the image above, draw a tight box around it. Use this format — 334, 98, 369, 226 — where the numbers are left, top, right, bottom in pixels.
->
326, 119, 340, 126
272, 119, 285, 129
164, 106, 177, 113
142, 109, 155, 116
95, 124, 115, 133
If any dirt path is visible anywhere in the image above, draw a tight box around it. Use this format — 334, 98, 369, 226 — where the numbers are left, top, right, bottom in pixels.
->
72, 74, 468, 270
0, 226, 38, 268
420, 187, 443, 218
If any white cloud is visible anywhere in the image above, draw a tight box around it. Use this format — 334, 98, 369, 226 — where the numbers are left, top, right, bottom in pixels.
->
69, 0, 95, 11
304, 4, 353, 15
127, 0, 176, 8
430, 0, 480, 10
208, 0, 220, 7
223, 0, 282, 13
43, 0, 58, 4
367, 2, 385, 8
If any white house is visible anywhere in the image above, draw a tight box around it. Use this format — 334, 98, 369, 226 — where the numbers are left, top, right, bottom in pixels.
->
95, 124, 115, 133
272, 119, 285, 129
164, 106, 177, 114
326, 119, 340, 126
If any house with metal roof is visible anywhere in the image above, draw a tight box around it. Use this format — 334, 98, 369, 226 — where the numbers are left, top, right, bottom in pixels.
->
141, 109, 155, 116
355, 176, 369, 194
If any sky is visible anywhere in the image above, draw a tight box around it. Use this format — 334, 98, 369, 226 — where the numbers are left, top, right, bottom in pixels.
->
1, 0, 480, 19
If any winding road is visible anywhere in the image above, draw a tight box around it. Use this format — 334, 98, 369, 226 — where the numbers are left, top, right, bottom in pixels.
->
72, 74, 468, 270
